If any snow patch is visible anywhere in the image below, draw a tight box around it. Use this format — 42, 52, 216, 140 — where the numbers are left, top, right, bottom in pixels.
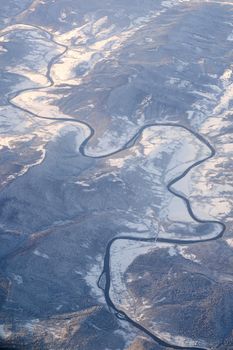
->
33, 249, 49, 259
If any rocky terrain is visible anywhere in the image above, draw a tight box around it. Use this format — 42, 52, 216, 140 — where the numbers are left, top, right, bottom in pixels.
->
0, 0, 233, 349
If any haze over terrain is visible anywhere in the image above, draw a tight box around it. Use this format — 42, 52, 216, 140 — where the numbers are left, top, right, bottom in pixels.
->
0, 0, 233, 349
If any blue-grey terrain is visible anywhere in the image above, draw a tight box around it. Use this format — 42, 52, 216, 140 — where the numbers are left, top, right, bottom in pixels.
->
0, 1, 233, 349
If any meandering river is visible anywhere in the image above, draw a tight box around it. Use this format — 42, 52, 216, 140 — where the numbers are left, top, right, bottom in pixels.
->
2, 24, 226, 350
